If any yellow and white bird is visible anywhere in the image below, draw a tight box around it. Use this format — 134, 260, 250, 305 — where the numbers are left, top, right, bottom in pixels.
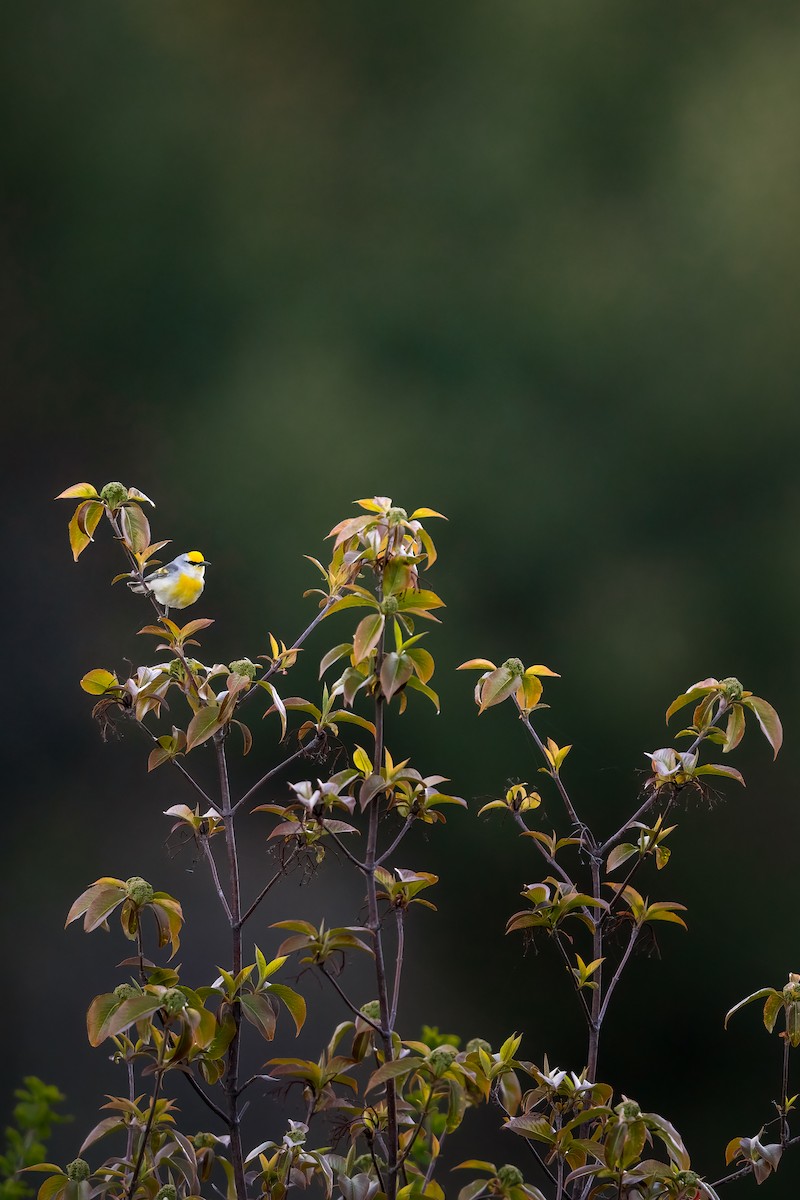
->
129, 550, 210, 615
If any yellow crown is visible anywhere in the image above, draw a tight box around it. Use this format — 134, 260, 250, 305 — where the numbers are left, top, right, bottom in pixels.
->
186, 551, 206, 564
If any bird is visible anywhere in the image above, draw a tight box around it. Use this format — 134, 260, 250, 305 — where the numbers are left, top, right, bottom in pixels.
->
129, 550, 210, 616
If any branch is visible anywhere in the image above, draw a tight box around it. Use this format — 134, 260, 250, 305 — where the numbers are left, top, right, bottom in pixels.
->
178, 1069, 229, 1125
322, 821, 367, 873
240, 597, 339, 707
598, 924, 639, 1025
233, 737, 322, 814
497, 1097, 559, 1189
318, 964, 384, 1036
201, 837, 233, 924
390, 909, 405, 1029
376, 817, 414, 868
515, 703, 586, 837
238, 849, 299, 928
136, 721, 216, 809
553, 932, 593, 1027
512, 812, 575, 890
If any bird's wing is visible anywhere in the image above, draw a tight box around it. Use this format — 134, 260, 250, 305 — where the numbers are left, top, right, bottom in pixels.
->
144, 565, 171, 582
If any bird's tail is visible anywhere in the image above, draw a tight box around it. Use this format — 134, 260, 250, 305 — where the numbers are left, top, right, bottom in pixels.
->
128, 580, 151, 594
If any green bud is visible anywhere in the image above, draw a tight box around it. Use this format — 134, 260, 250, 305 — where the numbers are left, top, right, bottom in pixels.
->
100, 481, 128, 510
675, 1171, 699, 1192
381, 596, 399, 615
155, 1186, 177, 1200
615, 1099, 642, 1122
784, 983, 800, 1003
66, 1160, 90, 1182
162, 988, 188, 1016
497, 1165, 524, 1189
193, 1132, 217, 1149
428, 1044, 458, 1075
360, 1001, 381, 1022
352, 1154, 374, 1173
387, 507, 408, 526
502, 658, 525, 676
466, 1037, 492, 1055
113, 983, 138, 1002
720, 677, 744, 702
229, 658, 258, 680
167, 659, 185, 680
125, 877, 154, 906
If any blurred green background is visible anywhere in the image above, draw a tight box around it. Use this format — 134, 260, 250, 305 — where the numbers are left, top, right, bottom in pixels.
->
5, 2, 800, 1194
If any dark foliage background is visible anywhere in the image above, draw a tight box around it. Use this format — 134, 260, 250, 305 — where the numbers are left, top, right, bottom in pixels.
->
4, 4, 800, 1195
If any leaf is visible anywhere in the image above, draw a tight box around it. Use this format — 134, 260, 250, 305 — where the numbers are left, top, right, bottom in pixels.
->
353, 613, 385, 664
119, 503, 151, 555
267, 983, 307, 1034
186, 704, 223, 751
79, 669, 118, 695
87, 993, 161, 1045
366, 1056, 425, 1092
606, 844, 638, 873
405, 675, 441, 712
68, 501, 103, 561
724, 987, 776, 1029
723, 705, 746, 753
380, 652, 414, 702
695, 764, 745, 786
55, 483, 99, 500
743, 696, 783, 758
478, 667, 518, 713
240, 992, 277, 1041
319, 643, 353, 678
457, 659, 497, 671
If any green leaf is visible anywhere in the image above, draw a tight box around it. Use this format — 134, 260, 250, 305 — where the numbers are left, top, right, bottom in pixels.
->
478, 667, 518, 713
724, 987, 777, 1029
380, 652, 414, 702
186, 704, 223, 751
695, 763, 745, 786
79, 669, 118, 695
55, 483, 99, 500
240, 992, 277, 1040
366, 1056, 425, 1092
267, 983, 307, 1034
723, 705, 746, 753
119, 503, 151, 555
606, 843, 638, 873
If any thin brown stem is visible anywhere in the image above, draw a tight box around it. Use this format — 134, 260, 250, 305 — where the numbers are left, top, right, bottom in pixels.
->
136, 721, 216, 808
375, 817, 414, 867
238, 849, 299, 928
201, 836, 233, 923
553, 932, 593, 1026
396, 1091, 434, 1169
516, 705, 587, 838
233, 738, 322, 815
598, 925, 639, 1025
215, 736, 246, 1200
240, 598, 339, 707
586, 859, 603, 1081
512, 812, 575, 890
318, 964, 384, 1036
323, 822, 367, 872
127, 1055, 164, 1200
390, 910, 405, 1029
781, 1035, 791, 1147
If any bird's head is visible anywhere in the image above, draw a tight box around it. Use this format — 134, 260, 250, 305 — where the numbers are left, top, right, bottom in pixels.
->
182, 550, 211, 571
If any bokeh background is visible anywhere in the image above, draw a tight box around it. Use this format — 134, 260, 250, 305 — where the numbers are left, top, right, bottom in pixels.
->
4, 2, 800, 1194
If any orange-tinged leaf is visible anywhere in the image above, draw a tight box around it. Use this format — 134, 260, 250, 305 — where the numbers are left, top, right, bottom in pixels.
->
119, 503, 151, 555
457, 659, 496, 671
743, 696, 783, 759
409, 507, 447, 520
478, 667, 518, 713
353, 613, 385, 664
68, 501, 103, 561
55, 483, 98, 500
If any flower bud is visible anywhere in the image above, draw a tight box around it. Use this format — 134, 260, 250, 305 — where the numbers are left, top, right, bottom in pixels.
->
428, 1044, 458, 1075
125, 877, 154, 906
193, 1133, 217, 1149
229, 658, 258, 680
113, 984, 138, 1002
66, 1160, 90, 1182
100, 481, 128, 509
167, 659, 185, 680
360, 1001, 381, 1022
502, 658, 525, 676
155, 1186, 177, 1200
387, 507, 408, 525
720, 677, 744, 702
381, 596, 399, 615
497, 1165, 524, 1189
162, 988, 188, 1016
466, 1037, 492, 1055
615, 1099, 642, 1122
675, 1170, 699, 1194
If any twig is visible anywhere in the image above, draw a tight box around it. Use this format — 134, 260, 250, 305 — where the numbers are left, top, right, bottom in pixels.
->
136, 721, 216, 809
238, 849, 299, 928
781, 1034, 791, 1147
515, 704, 585, 836
376, 817, 414, 867
553, 932, 593, 1026
201, 837, 233, 923
598, 925, 639, 1025
390, 910, 405, 1029
586, 859, 603, 1081
318, 964, 384, 1036
240, 598, 339, 707
323, 822, 367, 873
127, 1064, 164, 1200
179, 1070, 229, 1124
512, 812, 574, 890
233, 738, 322, 814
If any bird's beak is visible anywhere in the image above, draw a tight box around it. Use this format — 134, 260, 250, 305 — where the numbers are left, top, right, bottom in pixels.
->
201, 560, 211, 566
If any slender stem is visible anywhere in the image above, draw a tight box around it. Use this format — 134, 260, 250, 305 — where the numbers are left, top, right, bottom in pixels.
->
423, 1131, 445, 1187
365, 607, 399, 1200
127, 1051, 165, 1200
136, 721, 216, 808
240, 598, 339, 707
202, 837, 233, 923
375, 817, 414, 868
781, 1035, 791, 1147
512, 812, 575, 890
498, 1099, 559, 1189
586, 859, 603, 1081
323, 822, 367, 873
368, 1141, 386, 1194
125, 1060, 136, 1166
598, 925, 639, 1025
318, 964, 384, 1036
516, 705, 586, 837
233, 738, 321, 815
215, 736, 246, 1200
553, 932, 593, 1026
179, 1069, 229, 1124
390, 910, 405, 1029
711, 1133, 800, 1188
238, 849, 298, 928
396, 1091, 434, 1169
